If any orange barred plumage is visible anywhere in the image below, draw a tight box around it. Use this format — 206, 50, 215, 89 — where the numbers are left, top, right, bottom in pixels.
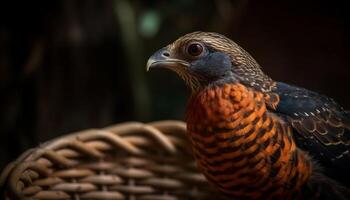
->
186, 83, 311, 199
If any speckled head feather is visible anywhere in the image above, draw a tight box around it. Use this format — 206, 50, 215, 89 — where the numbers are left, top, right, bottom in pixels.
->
168, 32, 276, 92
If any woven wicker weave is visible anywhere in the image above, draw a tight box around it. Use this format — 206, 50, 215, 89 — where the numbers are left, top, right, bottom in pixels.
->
0, 120, 226, 200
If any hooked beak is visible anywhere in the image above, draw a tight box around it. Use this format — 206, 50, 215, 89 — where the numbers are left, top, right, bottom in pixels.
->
146, 47, 190, 72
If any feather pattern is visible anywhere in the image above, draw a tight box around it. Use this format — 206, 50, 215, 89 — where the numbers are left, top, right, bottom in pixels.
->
186, 83, 312, 200
272, 82, 350, 186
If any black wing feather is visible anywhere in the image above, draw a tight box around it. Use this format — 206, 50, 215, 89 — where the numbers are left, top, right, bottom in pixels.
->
272, 82, 350, 186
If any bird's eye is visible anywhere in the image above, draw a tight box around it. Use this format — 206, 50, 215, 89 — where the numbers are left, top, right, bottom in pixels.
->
186, 42, 204, 57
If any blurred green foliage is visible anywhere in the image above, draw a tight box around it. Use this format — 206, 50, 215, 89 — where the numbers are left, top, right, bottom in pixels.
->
139, 9, 161, 38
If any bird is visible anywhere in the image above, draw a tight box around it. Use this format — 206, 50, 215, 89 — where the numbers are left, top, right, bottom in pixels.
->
146, 32, 350, 200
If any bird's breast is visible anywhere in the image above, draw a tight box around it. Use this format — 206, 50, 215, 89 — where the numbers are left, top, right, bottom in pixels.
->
186, 83, 311, 200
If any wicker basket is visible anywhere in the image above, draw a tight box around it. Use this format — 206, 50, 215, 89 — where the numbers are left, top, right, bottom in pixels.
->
0, 120, 224, 200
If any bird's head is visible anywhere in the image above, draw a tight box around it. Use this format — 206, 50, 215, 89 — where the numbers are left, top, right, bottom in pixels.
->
147, 32, 274, 92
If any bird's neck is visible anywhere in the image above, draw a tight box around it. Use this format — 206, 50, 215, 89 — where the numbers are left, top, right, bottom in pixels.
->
186, 83, 312, 199
233, 64, 277, 92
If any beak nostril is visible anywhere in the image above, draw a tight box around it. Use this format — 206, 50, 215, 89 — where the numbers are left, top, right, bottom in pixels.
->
162, 52, 170, 57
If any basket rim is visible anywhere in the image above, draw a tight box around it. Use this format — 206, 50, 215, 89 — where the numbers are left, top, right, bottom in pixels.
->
1, 120, 192, 199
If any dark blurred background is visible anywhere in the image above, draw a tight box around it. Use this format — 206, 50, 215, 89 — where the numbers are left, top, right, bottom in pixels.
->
0, 0, 348, 169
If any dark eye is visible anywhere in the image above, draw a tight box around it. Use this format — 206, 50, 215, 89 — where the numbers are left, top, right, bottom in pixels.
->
187, 42, 204, 57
